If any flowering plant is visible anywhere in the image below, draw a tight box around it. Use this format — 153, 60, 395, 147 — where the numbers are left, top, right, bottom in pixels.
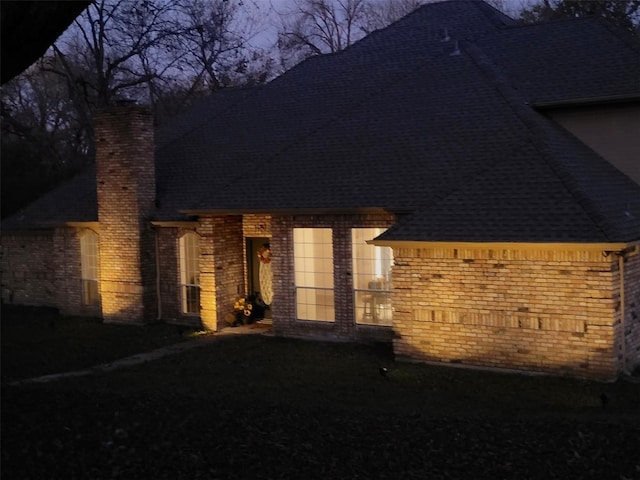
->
234, 297, 254, 318
231, 294, 267, 326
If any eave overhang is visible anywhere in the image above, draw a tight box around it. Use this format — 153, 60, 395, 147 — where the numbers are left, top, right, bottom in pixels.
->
367, 239, 638, 255
180, 207, 395, 217
531, 94, 640, 110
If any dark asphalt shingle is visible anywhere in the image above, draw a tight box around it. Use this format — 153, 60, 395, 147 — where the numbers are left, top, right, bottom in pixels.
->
5, 0, 640, 243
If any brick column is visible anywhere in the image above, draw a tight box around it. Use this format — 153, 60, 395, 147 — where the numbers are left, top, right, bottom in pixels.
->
197, 216, 244, 331
94, 104, 156, 324
198, 218, 217, 330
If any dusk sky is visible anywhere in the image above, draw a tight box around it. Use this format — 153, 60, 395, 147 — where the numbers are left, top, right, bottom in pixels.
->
244, 0, 536, 49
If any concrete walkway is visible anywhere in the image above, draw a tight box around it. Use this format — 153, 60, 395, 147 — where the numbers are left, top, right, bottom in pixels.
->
9, 323, 272, 387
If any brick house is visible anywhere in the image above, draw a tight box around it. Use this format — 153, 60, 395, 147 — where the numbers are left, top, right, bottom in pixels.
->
2, 1, 639, 380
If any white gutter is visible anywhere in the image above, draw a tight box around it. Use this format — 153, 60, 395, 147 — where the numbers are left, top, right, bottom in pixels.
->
618, 252, 628, 376
154, 228, 162, 321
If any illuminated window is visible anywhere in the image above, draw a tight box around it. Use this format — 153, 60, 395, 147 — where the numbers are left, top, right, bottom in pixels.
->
179, 232, 200, 315
352, 228, 393, 325
294, 228, 334, 322
80, 230, 100, 306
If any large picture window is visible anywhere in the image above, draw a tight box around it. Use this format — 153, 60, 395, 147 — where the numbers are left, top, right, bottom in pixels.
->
352, 228, 393, 325
179, 232, 200, 315
293, 228, 334, 322
80, 230, 100, 306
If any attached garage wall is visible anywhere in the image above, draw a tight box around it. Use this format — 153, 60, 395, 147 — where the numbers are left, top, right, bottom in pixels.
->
392, 245, 623, 380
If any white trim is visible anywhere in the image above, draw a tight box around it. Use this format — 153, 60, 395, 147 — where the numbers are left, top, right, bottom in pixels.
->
367, 240, 633, 252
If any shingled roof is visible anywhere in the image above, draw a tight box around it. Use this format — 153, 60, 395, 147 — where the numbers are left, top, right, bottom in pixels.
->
5, 0, 640, 243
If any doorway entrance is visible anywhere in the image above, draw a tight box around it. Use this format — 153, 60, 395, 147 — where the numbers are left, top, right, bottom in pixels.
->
246, 237, 272, 319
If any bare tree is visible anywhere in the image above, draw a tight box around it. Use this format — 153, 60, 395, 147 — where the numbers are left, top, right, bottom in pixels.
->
359, 0, 427, 35
277, 0, 369, 69
276, 0, 436, 69
173, 0, 253, 92
519, 0, 640, 33
48, 0, 183, 109
1, 58, 89, 217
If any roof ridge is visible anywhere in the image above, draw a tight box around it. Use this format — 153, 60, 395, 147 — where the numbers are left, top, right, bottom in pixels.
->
463, 41, 616, 241
194, 14, 505, 207
469, 0, 517, 27
501, 15, 640, 53
594, 15, 640, 54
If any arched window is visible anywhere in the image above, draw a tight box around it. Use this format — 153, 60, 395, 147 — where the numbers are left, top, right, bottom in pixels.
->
80, 230, 100, 306
179, 232, 200, 315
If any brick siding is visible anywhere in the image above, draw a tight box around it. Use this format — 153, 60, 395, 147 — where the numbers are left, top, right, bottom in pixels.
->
155, 227, 181, 322
94, 105, 156, 324
197, 216, 244, 330
1, 232, 56, 306
54, 227, 102, 317
391, 245, 632, 380
1, 227, 102, 318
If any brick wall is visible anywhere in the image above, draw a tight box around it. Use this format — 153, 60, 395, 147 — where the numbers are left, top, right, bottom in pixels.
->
243, 214, 272, 238
154, 227, 181, 322
1, 227, 102, 318
53, 227, 102, 318
197, 216, 244, 330
392, 245, 625, 380
94, 105, 156, 324
271, 213, 395, 343
1, 232, 56, 306
53, 227, 80, 315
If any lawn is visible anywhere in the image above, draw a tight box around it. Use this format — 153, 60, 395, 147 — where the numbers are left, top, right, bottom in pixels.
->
1, 305, 201, 383
2, 306, 639, 479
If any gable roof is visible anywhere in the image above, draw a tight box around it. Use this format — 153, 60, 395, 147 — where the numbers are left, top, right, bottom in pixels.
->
5, 0, 640, 244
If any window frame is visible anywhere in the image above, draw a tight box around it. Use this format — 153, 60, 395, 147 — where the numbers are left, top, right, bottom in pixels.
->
352, 228, 394, 326
79, 229, 100, 306
179, 232, 201, 315
293, 227, 335, 322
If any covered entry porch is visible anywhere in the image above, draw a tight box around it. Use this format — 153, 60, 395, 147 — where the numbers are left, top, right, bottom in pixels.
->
194, 212, 397, 345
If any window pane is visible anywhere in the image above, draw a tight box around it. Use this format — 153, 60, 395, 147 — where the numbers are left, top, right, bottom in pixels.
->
352, 228, 393, 326
295, 287, 335, 322
294, 228, 334, 322
82, 279, 100, 306
183, 285, 200, 315
180, 233, 201, 315
80, 231, 100, 306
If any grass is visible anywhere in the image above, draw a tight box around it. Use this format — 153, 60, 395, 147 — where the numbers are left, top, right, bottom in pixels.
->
2, 305, 640, 479
1, 304, 202, 383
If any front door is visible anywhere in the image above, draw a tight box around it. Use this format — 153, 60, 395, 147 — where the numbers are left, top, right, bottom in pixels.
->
246, 237, 272, 318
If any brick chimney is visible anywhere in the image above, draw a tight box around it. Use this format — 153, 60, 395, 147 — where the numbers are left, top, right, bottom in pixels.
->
94, 104, 156, 323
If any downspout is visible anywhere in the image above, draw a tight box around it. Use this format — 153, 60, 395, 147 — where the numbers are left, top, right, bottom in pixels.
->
617, 252, 627, 376
155, 228, 162, 321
